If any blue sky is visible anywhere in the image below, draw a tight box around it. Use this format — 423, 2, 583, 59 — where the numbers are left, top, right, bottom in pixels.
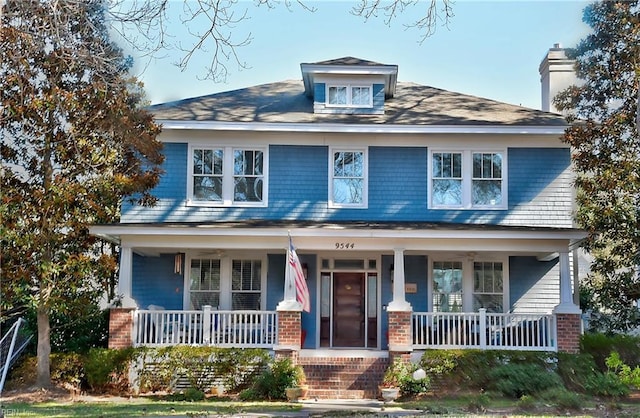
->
130, 1, 591, 110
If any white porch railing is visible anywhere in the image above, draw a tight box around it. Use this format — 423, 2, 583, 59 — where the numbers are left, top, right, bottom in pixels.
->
412, 309, 556, 351
133, 307, 278, 348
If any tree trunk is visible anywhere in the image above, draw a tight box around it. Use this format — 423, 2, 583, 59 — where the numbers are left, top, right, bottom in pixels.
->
35, 304, 51, 388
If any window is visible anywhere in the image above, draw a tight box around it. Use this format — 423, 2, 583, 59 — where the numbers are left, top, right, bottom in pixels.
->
432, 153, 463, 206
473, 262, 504, 312
429, 150, 506, 209
189, 259, 221, 310
231, 260, 262, 310
187, 257, 264, 311
233, 149, 264, 203
327, 85, 372, 107
472, 153, 503, 206
432, 261, 463, 312
330, 149, 367, 207
189, 146, 266, 206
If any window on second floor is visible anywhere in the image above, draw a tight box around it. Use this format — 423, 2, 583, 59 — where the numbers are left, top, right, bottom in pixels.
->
189, 146, 267, 207
430, 150, 506, 209
329, 149, 367, 208
327, 85, 372, 107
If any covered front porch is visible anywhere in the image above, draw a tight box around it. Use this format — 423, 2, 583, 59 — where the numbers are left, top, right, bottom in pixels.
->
95, 221, 585, 355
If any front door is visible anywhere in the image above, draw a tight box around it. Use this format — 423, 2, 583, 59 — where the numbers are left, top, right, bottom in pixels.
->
332, 272, 365, 347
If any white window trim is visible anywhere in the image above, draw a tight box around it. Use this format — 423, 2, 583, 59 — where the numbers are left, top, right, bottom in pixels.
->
183, 253, 267, 311
187, 144, 268, 207
428, 255, 509, 313
328, 147, 368, 209
428, 149, 508, 210
326, 84, 373, 108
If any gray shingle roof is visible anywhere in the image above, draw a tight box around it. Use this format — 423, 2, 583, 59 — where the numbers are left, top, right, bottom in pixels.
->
149, 80, 568, 126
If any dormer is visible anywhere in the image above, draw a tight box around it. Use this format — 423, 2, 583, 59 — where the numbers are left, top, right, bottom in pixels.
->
300, 57, 398, 115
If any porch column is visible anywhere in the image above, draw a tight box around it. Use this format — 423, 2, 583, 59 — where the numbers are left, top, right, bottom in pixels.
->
387, 248, 413, 353
118, 245, 137, 308
388, 248, 411, 311
553, 251, 581, 353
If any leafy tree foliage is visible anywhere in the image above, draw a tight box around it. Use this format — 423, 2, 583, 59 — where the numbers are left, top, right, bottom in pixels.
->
555, 1, 640, 332
1, 0, 163, 387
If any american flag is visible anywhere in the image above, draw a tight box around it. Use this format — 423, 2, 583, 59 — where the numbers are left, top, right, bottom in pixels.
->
289, 236, 310, 312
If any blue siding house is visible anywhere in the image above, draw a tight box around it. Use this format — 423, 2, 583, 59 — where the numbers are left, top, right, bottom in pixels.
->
92, 51, 586, 398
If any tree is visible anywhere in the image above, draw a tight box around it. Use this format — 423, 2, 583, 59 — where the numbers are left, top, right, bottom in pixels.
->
0, 0, 164, 387
555, 0, 640, 332
106, 0, 453, 82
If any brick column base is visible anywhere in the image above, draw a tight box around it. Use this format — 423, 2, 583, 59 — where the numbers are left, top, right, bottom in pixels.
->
556, 313, 581, 353
275, 310, 301, 363
108, 307, 135, 349
387, 310, 413, 352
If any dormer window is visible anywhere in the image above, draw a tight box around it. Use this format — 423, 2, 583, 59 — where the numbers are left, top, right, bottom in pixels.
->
328, 85, 372, 107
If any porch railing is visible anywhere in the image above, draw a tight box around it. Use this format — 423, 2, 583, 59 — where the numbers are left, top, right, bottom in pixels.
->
412, 309, 556, 351
133, 307, 278, 348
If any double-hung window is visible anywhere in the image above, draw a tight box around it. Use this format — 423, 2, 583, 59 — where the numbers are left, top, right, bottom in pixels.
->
189, 259, 221, 310
330, 149, 367, 208
327, 85, 372, 107
430, 150, 506, 209
187, 257, 264, 311
189, 146, 267, 206
430, 258, 507, 313
473, 262, 504, 312
231, 260, 262, 310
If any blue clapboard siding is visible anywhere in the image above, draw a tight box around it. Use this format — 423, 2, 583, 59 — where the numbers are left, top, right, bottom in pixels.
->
373, 83, 384, 108
132, 253, 184, 310
380, 254, 427, 348
121, 144, 573, 228
509, 256, 560, 314
314, 83, 325, 103
266, 253, 317, 349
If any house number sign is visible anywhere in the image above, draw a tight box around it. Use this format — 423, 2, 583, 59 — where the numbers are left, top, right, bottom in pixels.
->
335, 242, 355, 249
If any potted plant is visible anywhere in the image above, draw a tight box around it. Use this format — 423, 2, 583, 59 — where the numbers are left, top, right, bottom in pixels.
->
284, 361, 307, 402
379, 357, 409, 402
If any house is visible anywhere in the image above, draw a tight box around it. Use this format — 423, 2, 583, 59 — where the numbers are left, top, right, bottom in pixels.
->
91, 47, 585, 398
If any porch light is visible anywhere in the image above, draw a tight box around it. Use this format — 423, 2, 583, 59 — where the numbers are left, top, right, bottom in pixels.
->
302, 263, 308, 279
174, 253, 184, 275
390, 264, 394, 282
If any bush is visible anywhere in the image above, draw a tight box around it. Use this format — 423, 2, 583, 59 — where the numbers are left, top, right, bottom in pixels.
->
580, 333, 640, 371
556, 352, 599, 392
84, 347, 135, 392
488, 363, 563, 398
247, 357, 305, 400
50, 352, 85, 387
585, 371, 630, 398
136, 346, 270, 394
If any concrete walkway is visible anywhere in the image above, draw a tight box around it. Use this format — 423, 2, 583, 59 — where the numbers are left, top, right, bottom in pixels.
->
157, 399, 424, 417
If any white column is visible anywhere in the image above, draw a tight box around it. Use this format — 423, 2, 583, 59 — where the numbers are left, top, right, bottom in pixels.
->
553, 251, 581, 314
387, 248, 412, 311
118, 246, 137, 308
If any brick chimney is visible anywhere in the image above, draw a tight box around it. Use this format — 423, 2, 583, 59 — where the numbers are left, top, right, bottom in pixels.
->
539, 43, 577, 113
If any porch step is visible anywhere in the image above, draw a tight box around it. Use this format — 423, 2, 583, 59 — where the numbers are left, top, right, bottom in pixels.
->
298, 355, 389, 400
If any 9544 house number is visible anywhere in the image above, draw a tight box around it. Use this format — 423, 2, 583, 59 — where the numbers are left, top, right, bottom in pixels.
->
335, 242, 355, 249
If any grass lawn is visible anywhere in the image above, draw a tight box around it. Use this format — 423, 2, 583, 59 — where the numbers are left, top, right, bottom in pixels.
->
2, 394, 640, 418
0, 399, 302, 417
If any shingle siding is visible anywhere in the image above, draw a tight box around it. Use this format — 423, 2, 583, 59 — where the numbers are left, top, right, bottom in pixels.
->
122, 144, 573, 228
132, 253, 184, 310
509, 256, 560, 314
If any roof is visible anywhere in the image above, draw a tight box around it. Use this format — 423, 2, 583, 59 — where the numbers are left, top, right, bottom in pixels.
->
303, 56, 388, 66
149, 80, 568, 127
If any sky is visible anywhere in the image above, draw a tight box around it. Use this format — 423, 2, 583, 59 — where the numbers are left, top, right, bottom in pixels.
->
127, 1, 592, 111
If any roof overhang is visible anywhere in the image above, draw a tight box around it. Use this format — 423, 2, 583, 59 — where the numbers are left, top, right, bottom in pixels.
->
156, 120, 568, 135
90, 221, 586, 257
300, 63, 398, 99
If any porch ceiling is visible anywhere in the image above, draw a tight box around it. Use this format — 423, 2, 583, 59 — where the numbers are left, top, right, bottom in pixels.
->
90, 220, 586, 257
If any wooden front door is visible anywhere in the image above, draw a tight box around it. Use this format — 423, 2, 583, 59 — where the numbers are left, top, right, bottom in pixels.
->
332, 272, 365, 347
